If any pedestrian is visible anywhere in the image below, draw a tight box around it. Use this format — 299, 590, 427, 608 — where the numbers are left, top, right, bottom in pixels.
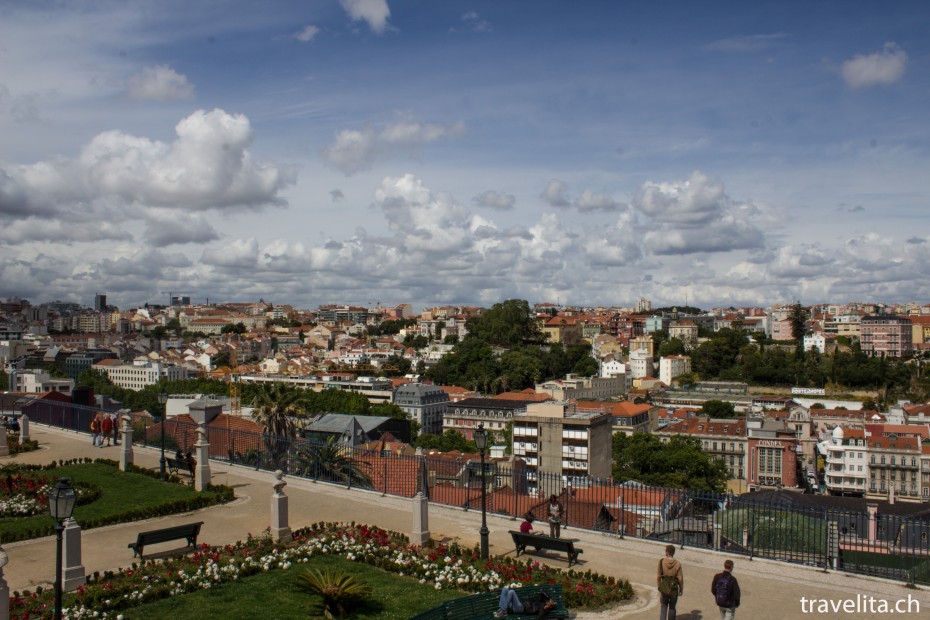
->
711, 559, 740, 620
657, 544, 683, 620
101, 413, 113, 447
494, 587, 556, 618
547, 494, 563, 538
520, 511, 536, 534
90, 414, 101, 447
111, 414, 120, 445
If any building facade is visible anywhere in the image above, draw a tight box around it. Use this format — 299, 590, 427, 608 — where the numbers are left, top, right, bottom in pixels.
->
860, 315, 913, 358
392, 382, 450, 435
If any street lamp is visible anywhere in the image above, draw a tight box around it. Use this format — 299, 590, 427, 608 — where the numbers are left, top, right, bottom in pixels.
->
48, 477, 76, 620
474, 424, 489, 559
158, 389, 168, 479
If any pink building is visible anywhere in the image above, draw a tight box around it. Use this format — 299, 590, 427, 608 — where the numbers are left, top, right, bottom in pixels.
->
860, 316, 912, 358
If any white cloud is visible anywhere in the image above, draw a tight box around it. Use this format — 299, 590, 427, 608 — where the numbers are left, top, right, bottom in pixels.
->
473, 190, 515, 210
540, 179, 570, 207
294, 25, 321, 42
321, 119, 464, 175
461, 11, 491, 32
2, 108, 294, 215
340, 0, 391, 34
634, 171, 766, 255
574, 189, 624, 212
127, 65, 195, 101
841, 43, 907, 89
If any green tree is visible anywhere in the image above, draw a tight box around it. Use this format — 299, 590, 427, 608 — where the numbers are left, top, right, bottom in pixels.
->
612, 432, 729, 492
571, 355, 599, 377
657, 337, 686, 358
700, 399, 738, 419
251, 382, 303, 467
221, 322, 247, 334
465, 299, 544, 347
415, 429, 477, 452
294, 436, 373, 488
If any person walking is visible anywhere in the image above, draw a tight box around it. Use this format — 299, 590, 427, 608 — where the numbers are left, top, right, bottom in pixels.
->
657, 544, 683, 620
711, 559, 740, 620
90, 414, 101, 447
547, 494, 563, 538
101, 413, 113, 447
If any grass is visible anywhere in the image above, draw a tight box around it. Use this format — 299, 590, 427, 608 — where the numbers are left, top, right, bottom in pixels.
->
122, 555, 465, 619
0, 461, 231, 542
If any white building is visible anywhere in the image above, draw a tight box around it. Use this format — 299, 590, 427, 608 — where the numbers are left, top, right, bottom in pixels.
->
628, 348, 654, 379
600, 359, 633, 392
659, 355, 691, 387
8, 369, 74, 395
821, 426, 868, 497
803, 332, 827, 353
97, 359, 189, 391
392, 382, 450, 435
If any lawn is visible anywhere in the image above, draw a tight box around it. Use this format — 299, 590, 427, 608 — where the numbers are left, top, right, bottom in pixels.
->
123, 554, 464, 619
0, 459, 234, 543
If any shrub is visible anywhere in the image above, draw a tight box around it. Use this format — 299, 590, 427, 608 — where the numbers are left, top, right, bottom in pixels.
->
296, 567, 372, 618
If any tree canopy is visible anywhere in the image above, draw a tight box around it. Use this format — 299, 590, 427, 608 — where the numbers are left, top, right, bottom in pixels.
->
700, 399, 738, 419
612, 432, 729, 493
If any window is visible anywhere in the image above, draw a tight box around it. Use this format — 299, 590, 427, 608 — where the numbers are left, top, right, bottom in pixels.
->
881, 456, 886, 465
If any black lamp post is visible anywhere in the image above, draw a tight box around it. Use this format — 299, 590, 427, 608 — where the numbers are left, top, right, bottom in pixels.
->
48, 477, 76, 620
474, 424, 489, 559
158, 389, 168, 479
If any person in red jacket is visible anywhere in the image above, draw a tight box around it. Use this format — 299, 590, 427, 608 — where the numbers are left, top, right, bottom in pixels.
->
101, 413, 113, 447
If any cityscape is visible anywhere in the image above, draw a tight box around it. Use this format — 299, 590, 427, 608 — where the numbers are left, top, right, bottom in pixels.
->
2, 0, 929, 618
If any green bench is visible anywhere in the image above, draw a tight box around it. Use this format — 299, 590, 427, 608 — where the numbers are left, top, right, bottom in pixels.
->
411, 584, 567, 620
509, 531, 583, 566
128, 521, 204, 558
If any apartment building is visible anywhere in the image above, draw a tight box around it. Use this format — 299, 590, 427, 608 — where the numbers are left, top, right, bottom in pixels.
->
443, 397, 534, 440
866, 434, 922, 501
668, 320, 698, 350
822, 427, 868, 497
860, 315, 912, 358
511, 401, 613, 493
535, 373, 627, 401
392, 382, 450, 435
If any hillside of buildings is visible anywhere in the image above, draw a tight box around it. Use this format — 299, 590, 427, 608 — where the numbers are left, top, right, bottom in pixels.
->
4, 295, 930, 503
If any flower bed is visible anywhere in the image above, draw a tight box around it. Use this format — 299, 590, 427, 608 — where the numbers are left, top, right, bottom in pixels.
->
10, 522, 633, 619
0, 467, 101, 518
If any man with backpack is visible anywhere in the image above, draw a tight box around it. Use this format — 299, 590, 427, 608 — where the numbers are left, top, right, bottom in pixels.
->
711, 559, 741, 619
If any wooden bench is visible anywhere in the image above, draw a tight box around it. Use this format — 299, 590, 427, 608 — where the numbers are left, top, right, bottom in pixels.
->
165, 456, 194, 477
410, 584, 567, 620
509, 531, 583, 566
128, 522, 204, 558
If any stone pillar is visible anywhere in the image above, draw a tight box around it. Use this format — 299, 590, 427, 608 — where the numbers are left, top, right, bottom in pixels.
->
271, 471, 292, 543
411, 492, 430, 545
0, 428, 8, 457
712, 512, 722, 550
0, 545, 9, 620
827, 521, 839, 570
119, 415, 134, 471
18, 415, 29, 444
62, 517, 86, 592
194, 422, 211, 492
867, 503, 878, 543
742, 525, 749, 548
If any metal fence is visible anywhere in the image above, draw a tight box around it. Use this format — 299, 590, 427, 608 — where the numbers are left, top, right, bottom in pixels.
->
19, 400, 930, 585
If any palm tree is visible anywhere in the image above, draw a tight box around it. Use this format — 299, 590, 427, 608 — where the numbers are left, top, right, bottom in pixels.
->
251, 382, 304, 467
293, 436, 373, 488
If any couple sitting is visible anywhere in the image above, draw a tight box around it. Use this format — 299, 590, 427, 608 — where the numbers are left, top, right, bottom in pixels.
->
493, 587, 556, 618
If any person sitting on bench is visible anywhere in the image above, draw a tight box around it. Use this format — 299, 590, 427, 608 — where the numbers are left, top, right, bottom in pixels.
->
494, 587, 556, 618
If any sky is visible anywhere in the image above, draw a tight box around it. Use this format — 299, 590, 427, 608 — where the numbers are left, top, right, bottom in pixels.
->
1, 1, 929, 312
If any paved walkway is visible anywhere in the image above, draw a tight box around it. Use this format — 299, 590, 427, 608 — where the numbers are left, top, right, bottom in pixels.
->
3, 424, 928, 619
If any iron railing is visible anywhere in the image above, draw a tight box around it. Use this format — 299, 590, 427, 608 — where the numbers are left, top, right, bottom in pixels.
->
20, 399, 930, 585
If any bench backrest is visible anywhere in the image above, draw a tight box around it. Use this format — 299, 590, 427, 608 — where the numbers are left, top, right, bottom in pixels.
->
510, 531, 576, 552
137, 522, 203, 544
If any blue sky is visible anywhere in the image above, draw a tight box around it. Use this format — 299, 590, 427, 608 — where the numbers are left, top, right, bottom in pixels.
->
1, 0, 928, 311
